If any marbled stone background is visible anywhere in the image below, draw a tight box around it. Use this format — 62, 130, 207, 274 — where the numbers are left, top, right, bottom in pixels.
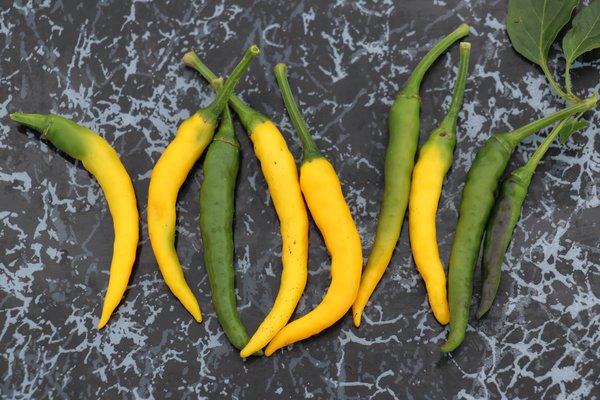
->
1, 0, 599, 398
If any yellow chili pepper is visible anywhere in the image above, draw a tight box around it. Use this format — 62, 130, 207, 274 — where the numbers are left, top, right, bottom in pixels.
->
240, 120, 309, 357
265, 64, 362, 356
409, 43, 471, 325
147, 46, 259, 321
182, 52, 309, 358
9, 113, 139, 329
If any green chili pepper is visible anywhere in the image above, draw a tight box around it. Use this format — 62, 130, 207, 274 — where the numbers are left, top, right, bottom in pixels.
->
352, 23, 471, 326
198, 80, 262, 355
475, 110, 588, 319
183, 52, 312, 358
441, 96, 597, 353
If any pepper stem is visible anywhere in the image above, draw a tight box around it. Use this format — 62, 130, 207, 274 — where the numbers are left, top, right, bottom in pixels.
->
439, 42, 471, 134
514, 117, 570, 183
183, 50, 267, 131
201, 45, 260, 122
541, 61, 579, 103
402, 23, 470, 96
274, 63, 322, 162
210, 78, 235, 139
503, 95, 597, 147
10, 112, 51, 133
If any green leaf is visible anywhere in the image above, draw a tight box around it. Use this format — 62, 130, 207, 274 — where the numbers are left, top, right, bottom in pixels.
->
507, 0, 580, 67
558, 119, 588, 143
563, 0, 600, 66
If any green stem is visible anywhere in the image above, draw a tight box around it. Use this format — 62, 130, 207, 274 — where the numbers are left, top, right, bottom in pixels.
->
503, 95, 596, 147
565, 63, 577, 100
541, 61, 578, 103
439, 42, 471, 133
523, 118, 569, 173
210, 78, 235, 141
512, 118, 569, 184
402, 23, 470, 96
201, 45, 260, 122
183, 50, 268, 131
274, 63, 321, 162
10, 112, 50, 133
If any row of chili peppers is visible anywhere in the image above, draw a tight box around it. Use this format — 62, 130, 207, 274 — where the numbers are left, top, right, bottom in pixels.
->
9, 23, 596, 356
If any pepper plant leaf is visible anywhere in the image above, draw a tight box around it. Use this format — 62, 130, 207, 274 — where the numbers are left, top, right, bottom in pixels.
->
507, 0, 580, 67
563, 0, 600, 67
558, 119, 588, 143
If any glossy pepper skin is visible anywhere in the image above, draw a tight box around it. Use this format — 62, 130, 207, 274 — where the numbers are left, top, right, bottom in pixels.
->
409, 42, 471, 325
352, 23, 470, 327
183, 52, 309, 358
9, 113, 139, 329
265, 64, 363, 356
199, 81, 261, 354
475, 114, 587, 319
442, 96, 597, 353
147, 45, 259, 322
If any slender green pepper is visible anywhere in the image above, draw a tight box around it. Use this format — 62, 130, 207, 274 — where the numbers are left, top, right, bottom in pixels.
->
441, 96, 597, 353
199, 80, 261, 355
352, 23, 470, 327
183, 52, 310, 358
475, 112, 587, 319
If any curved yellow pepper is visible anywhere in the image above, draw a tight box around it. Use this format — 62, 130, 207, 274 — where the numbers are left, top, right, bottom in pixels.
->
409, 144, 451, 325
265, 158, 362, 355
265, 64, 362, 356
181, 51, 309, 356
9, 113, 139, 329
148, 113, 212, 322
147, 46, 259, 321
408, 42, 471, 325
239, 120, 308, 358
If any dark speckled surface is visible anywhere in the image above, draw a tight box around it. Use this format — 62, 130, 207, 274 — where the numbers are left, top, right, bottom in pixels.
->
1, 0, 599, 398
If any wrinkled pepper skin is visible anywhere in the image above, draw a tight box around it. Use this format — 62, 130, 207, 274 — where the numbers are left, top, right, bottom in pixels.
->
476, 174, 529, 319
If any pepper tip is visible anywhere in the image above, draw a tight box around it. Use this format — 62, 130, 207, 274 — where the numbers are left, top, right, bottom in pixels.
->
97, 319, 107, 330
352, 313, 362, 328
190, 308, 203, 323
263, 347, 274, 357
239, 349, 250, 358
440, 340, 458, 353
475, 308, 486, 320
